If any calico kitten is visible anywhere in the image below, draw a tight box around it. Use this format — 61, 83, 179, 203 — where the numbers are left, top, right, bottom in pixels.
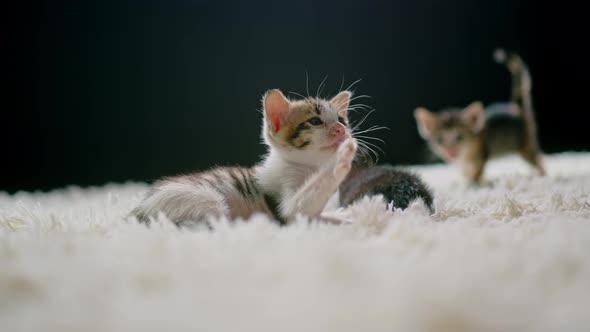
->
339, 162, 434, 214
130, 89, 357, 226
414, 49, 545, 183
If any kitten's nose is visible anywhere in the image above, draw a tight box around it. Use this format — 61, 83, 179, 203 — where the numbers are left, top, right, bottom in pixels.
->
329, 123, 346, 138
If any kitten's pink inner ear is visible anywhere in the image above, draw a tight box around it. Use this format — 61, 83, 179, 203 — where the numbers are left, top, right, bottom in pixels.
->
463, 101, 485, 132
414, 107, 435, 139
264, 89, 290, 132
330, 91, 351, 116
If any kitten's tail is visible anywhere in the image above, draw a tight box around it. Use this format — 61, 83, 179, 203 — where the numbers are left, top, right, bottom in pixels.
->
493, 49, 537, 137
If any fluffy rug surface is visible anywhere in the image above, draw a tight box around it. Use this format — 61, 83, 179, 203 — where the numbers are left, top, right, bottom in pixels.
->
1, 153, 589, 332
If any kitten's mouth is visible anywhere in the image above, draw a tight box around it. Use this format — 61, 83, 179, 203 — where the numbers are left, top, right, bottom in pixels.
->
322, 135, 346, 150
442, 146, 459, 161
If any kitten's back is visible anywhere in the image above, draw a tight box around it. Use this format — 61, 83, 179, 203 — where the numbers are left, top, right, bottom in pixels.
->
340, 164, 434, 214
130, 166, 273, 225
484, 102, 526, 157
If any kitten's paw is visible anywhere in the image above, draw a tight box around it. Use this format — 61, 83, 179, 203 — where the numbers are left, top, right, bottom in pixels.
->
333, 138, 357, 181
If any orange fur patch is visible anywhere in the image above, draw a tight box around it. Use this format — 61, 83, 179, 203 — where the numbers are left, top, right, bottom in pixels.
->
275, 100, 318, 148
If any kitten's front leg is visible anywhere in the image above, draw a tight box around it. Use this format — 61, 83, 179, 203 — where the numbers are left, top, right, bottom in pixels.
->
280, 138, 357, 220
462, 158, 485, 184
332, 137, 358, 183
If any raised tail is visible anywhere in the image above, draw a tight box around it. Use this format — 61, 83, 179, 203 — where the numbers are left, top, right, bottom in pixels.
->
494, 48, 537, 138
494, 48, 545, 175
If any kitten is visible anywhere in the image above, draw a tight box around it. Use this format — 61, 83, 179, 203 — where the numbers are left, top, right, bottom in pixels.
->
339, 162, 434, 214
130, 89, 357, 227
413, 49, 545, 183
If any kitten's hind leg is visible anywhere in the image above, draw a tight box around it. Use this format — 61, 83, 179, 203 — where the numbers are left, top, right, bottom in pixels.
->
131, 183, 229, 227
520, 149, 546, 176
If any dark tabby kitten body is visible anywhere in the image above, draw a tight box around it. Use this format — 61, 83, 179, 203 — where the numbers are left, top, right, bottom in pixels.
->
414, 49, 545, 183
339, 163, 434, 214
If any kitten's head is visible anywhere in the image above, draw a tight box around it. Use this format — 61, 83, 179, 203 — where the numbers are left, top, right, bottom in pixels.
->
414, 101, 485, 162
262, 89, 351, 166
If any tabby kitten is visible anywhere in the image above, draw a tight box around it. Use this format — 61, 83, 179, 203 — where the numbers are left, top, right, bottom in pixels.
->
414, 49, 545, 183
130, 89, 357, 226
339, 162, 434, 214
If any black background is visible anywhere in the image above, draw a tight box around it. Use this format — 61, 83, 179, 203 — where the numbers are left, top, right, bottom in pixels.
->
4, 0, 589, 193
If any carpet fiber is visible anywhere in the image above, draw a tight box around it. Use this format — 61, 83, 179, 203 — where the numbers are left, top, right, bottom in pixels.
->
1, 153, 589, 332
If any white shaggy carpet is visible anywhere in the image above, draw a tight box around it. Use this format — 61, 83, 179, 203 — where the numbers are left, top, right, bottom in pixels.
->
1, 153, 590, 332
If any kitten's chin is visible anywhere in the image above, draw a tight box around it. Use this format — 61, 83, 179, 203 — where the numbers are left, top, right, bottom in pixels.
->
321, 142, 340, 151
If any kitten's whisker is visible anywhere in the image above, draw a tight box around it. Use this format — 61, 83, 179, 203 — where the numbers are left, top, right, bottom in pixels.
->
348, 107, 373, 112
335, 97, 371, 110
338, 75, 345, 95
359, 139, 385, 154
356, 138, 374, 150
305, 70, 310, 97
354, 143, 370, 159
347, 103, 373, 110
316, 75, 328, 99
289, 92, 314, 105
351, 109, 376, 131
288, 91, 308, 100
356, 137, 380, 149
353, 135, 385, 144
352, 124, 385, 135
362, 144, 381, 162
347, 103, 373, 109
344, 79, 362, 92
353, 125, 386, 133
338, 99, 369, 108
353, 130, 387, 138
356, 140, 380, 162
348, 108, 373, 115
352, 126, 390, 135
288, 91, 304, 98
356, 145, 372, 161
348, 95, 372, 103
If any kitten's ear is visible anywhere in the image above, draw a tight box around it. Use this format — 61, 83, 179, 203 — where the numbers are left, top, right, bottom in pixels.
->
263, 89, 290, 132
414, 107, 436, 139
462, 101, 485, 132
330, 91, 351, 116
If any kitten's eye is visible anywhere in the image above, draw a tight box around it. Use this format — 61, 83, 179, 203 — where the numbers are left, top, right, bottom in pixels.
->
456, 133, 464, 142
308, 117, 323, 126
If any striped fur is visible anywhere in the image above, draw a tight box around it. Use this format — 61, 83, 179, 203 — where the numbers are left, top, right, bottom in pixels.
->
131, 167, 275, 226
